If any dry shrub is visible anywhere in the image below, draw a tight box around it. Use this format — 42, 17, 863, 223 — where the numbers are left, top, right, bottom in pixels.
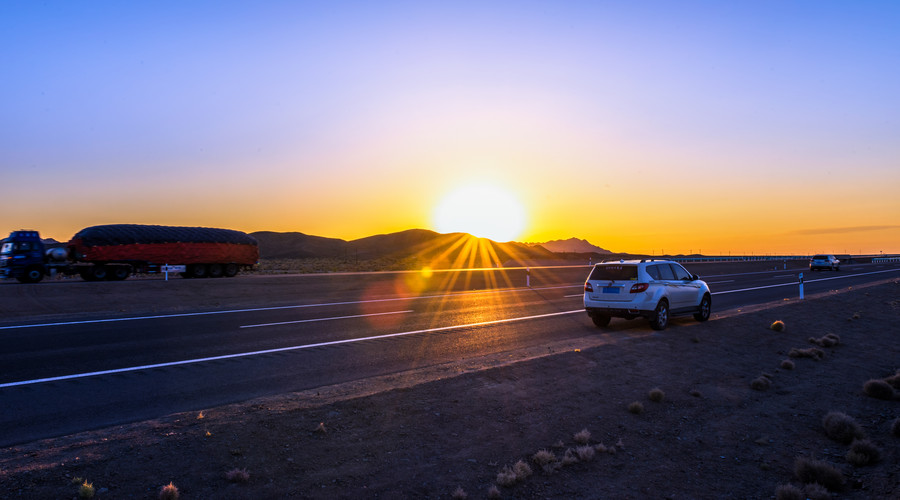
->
594, 443, 608, 453
774, 483, 802, 500
532, 449, 556, 466
79, 481, 95, 499
627, 401, 644, 414
750, 376, 771, 391
780, 359, 795, 370
314, 422, 327, 433
513, 459, 532, 480
846, 439, 881, 466
884, 370, 900, 389
487, 485, 501, 499
561, 448, 579, 466
770, 320, 785, 332
159, 482, 180, 500
808, 333, 841, 347
892, 418, 900, 438
575, 445, 595, 461
451, 486, 467, 499
863, 379, 896, 400
788, 347, 824, 360
573, 428, 591, 444
495, 465, 518, 487
225, 468, 250, 483
822, 411, 865, 444
804, 482, 831, 500
793, 457, 845, 491
648, 387, 665, 402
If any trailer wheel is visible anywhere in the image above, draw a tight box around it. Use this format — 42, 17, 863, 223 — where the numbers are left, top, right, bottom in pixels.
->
223, 263, 239, 277
17, 265, 45, 283
207, 264, 224, 278
90, 265, 109, 281
109, 265, 131, 281
187, 264, 207, 278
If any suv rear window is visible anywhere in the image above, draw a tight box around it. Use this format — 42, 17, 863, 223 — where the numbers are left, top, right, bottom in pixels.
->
588, 264, 638, 281
812, 255, 828, 260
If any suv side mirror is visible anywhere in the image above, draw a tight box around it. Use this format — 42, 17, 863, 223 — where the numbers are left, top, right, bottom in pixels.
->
691, 274, 699, 281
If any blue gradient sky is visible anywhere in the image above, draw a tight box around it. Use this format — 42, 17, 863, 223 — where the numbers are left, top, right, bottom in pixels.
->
3, 1, 898, 254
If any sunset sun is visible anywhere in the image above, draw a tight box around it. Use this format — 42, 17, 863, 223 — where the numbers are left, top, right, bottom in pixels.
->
432, 183, 527, 242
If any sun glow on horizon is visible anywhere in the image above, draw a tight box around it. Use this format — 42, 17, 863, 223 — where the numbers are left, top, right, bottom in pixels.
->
432, 183, 527, 242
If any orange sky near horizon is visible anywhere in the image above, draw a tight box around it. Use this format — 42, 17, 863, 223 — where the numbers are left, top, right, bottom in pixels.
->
3, 2, 899, 256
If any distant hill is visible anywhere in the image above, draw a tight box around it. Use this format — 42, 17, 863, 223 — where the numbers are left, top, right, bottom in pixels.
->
531, 238, 611, 254
251, 229, 558, 268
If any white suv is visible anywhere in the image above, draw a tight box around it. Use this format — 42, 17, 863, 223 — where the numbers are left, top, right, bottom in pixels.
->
583, 260, 711, 330
809, 254, 840, 271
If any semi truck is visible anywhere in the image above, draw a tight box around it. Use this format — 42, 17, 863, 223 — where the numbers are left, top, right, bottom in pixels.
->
0, 224, 259, 283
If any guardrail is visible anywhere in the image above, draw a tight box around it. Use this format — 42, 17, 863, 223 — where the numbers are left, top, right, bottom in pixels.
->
873, 257, 900, 263
671, 256, 808, 263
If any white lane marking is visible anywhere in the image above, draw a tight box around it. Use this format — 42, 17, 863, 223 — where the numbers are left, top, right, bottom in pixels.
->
0, 309, 584, 388
241, 310, 412, 329
564, 293, 584, 298
772, 274, 794, 279
712, 268, 899, 295
0, 284, 582, 331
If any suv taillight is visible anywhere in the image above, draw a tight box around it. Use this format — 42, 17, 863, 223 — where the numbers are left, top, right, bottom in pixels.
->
584, 283, 594, 292
630, 283, 649, 293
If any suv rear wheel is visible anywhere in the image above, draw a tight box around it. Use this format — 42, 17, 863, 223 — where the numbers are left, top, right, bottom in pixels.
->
591, 314, 611, 328
649, 299, 669, 331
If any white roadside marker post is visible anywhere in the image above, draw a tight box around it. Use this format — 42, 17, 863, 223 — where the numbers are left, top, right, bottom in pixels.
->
799, 272, 804, 300
526, 267, 531, 288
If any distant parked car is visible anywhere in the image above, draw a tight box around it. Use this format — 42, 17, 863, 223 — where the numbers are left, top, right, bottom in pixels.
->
583, 260, 711, 330
809, 254, 840, 271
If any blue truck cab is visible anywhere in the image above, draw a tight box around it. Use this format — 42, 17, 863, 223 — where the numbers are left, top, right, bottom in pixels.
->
0, 230, 48, 283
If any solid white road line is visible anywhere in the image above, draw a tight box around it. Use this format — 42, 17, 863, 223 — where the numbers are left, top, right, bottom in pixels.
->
0, 284, 583, 331
712, 268, 899, 295
0, 309, 584, 388
240, 310, 413, 329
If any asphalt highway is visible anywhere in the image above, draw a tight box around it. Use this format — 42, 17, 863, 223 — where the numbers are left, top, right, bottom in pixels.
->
2, 260, 898, 446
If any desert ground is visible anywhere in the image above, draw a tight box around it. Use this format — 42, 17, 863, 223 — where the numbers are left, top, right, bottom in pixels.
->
2, 277, 899, 499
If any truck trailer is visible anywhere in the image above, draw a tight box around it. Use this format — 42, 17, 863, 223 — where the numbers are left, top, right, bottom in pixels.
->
1, 224, 259, 283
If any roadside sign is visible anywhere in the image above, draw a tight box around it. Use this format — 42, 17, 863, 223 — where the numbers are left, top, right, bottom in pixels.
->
162, 265, 186, 273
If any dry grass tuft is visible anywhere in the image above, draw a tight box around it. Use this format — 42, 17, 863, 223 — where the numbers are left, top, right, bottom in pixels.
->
774, 483, 802, 500
648, 387, 665, 402
803, 482, 831, 500
451, 486, 468, 499
159, 482, 180, 500
892, 418, 900, 438
808, 333, 841, 347
845, 439, 881, 466
79, 481, 95, 499
561, 448, 579, 466
594, 442, 608, 453
225, 468, 250, 483
822, 411, 865, 444
575, 445, 595, 461
495, 465, 518, 487
793, 457, 845, 491
884, 371, 900, 390
780, 359, 795, 370
627, 401, 644, 414
513, 459, 532, 480
487, 485, 501, 499
314, 422, 327, 433
573, 428, 591, 444
196, 411, 205, 420
788, 347, 824, 360
750, 376, 771, 391
770, 320, 785, 332
863, 379, 896, 400
532, 449, 556, 466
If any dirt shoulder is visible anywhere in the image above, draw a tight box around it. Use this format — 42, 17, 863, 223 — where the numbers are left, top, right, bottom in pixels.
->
2, 279, 899, 499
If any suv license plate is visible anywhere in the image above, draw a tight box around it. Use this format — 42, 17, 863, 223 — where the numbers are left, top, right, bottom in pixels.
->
602, 286, 620, 294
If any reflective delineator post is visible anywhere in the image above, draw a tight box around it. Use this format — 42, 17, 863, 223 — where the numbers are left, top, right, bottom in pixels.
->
799, 272, 804, 300
526, 267, 531, 288
165, 263, 169, 282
